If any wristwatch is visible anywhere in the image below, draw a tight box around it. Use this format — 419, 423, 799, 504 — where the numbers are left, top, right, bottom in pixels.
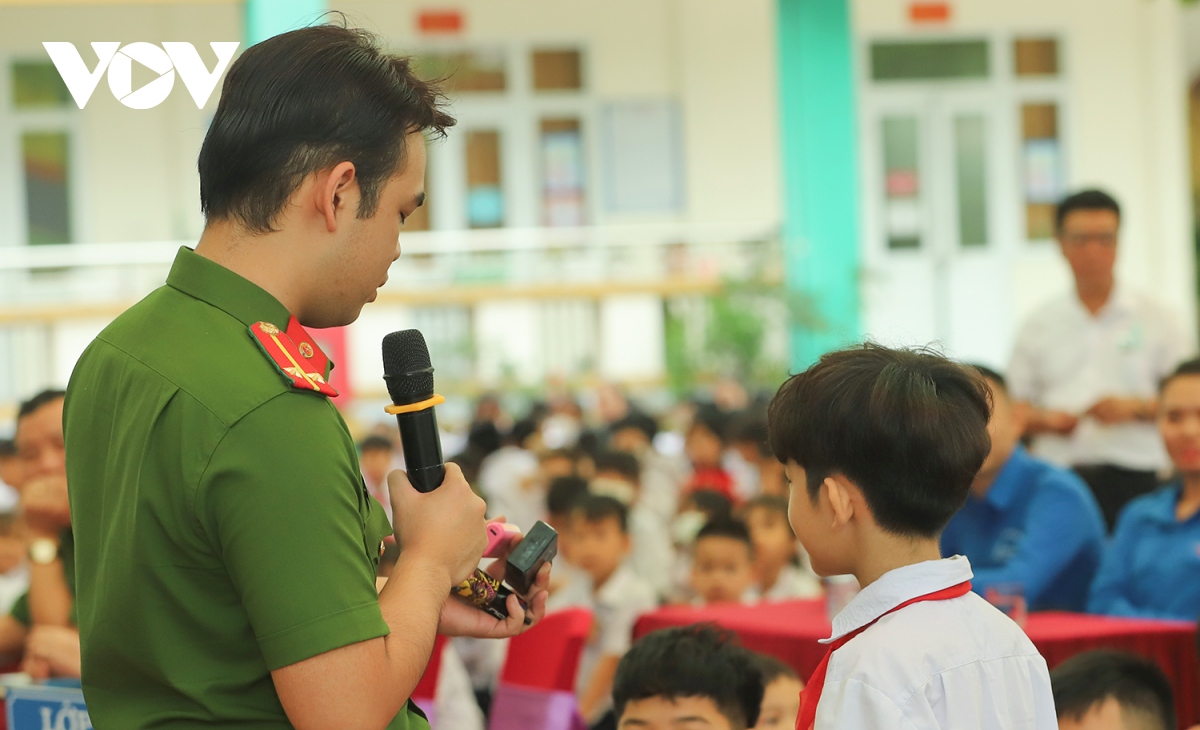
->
28, 538, 59, 565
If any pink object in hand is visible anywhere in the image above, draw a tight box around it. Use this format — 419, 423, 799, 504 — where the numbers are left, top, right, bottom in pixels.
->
485, 521, 522, 558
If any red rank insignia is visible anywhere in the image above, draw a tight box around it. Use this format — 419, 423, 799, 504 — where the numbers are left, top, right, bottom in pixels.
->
249, 318, 339, 397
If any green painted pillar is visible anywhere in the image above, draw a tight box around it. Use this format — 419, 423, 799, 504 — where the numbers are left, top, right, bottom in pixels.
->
777, 0, 861, 370
245, 0, 327, 46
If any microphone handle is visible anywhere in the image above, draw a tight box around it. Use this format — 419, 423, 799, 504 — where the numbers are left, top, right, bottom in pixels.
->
394, 406, 445, 493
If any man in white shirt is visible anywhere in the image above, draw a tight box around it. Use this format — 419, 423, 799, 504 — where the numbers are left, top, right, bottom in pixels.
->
1008, 189, 1187, 530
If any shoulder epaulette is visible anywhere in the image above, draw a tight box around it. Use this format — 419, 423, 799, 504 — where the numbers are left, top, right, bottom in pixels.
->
249, 318, 338, 398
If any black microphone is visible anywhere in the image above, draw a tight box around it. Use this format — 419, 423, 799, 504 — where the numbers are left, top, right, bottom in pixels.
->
382, 330, 445, 493
381, 329, 519, 621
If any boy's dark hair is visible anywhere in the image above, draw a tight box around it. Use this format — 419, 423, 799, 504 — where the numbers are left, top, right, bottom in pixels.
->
685, 489, 734, 523
0, 440, 15, 459
593, 450, 641, 484
1055, 189, 1120, 233
729, 411, 771, 458
691, 405, 730, 444
508, 418, 539, 448
358, 435, 393, 454
969, 364, 1007, 393
752, 652, 799, 685
695, 518, 753, 556
613, 624, 763, 730
571, 494, 629, 533
546, 476, 590, 517
540, 447, 583, 465
1159, 356, 1200, 393
1050, 650, 1175, 730
767, 344, 991, 538
199, 24, 455, 233
609, 411, 659, 444
17, 389, 66, 421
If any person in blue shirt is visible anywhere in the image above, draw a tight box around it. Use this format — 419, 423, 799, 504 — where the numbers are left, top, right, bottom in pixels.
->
942, 366, 1106, 611
1088, 357, 1200, 621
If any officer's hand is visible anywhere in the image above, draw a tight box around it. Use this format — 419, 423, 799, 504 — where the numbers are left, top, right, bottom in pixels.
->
388, 463, 488, 588
438, 561, 551, 639
21, 476, 71, 539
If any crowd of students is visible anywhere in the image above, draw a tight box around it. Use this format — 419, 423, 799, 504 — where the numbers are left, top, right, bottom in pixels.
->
0, 187, 1198, 728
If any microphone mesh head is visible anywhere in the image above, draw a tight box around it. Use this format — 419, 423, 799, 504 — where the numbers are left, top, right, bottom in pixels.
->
382, 329, 434, 402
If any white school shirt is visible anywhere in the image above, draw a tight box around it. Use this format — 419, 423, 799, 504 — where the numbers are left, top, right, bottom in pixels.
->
815, 556, 1056, 730
761, 563, 822, 601
1008, 288, 1185, 471
547, 564, 658, 721
477, 445, 543, 530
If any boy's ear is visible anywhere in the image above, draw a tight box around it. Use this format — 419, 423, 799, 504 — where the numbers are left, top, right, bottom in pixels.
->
825, 474, 856, 527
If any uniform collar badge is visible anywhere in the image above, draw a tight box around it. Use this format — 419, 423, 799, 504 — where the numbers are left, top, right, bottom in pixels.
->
249, 318, 338, 397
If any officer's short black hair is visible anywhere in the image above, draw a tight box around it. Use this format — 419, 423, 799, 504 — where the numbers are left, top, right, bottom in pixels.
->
767, 344, 991, 538
1051, 650, 1175, 730
571, 494, 628, 534
613, 624, 764, 730
1055, 189, 1121, 233
1159, 356, 1200, 394
695, 518, 753, 556
592, 450, 641, 484
17, 389, 66, 421
199, 23, 455, 233
358, 435, 393, 454
546, 476, 589, 517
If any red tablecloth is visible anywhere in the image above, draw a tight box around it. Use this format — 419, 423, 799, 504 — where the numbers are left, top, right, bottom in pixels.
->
634, 600, 1200, 729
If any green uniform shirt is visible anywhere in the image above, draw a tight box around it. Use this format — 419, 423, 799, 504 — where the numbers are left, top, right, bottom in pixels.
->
9, 528, 77, 628
63, 247, 428, 729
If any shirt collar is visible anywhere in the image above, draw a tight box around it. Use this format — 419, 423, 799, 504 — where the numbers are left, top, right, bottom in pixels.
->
983, 446, 1034, 510
165, 246, 291, 331
1144, 483, 1186, 525
824, 556, 974, 644
595, 564, 635, 606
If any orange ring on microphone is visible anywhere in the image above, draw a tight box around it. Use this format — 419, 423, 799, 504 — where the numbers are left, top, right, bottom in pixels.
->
384, 394, 445, 415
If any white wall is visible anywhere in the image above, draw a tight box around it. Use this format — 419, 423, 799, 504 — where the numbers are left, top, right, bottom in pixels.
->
854, 0, 1198, 348
0, 2, 239, 246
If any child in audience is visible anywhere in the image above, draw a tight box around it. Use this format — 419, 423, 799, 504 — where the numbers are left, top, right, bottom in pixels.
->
612, 624, 764, 730
671, 489, 735, 602
593, 451, 674, 599
547, 495, 657, 727
690, 518, 757, 605
1088, 357, 1200, 621
1050, 650, 1176, 730
685, 406, 736, 501
357, 434, 395, 522
742, 495, 822, 600
767, 344, 1056, 729
752, 654, 803, 730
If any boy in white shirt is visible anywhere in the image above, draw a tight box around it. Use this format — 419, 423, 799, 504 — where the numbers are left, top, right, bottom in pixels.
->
766, 344, 1057, 730
547, 494, 657, 727
689, 518, 758, 605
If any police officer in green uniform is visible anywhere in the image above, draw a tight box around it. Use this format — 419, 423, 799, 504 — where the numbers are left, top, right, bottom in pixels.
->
62, 26, 548, 729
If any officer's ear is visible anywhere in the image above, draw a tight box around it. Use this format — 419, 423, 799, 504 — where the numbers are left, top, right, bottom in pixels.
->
317, 161, 358, 232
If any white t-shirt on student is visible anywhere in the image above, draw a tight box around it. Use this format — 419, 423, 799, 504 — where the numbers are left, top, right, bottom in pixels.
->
815, 556, 1057, 730
547, 564, 658, 721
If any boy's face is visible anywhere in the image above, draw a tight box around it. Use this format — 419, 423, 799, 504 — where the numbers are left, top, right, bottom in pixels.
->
686, 425, 724, 468
744, 507, 796, 575
753, 676, 803, 730
611, 427, 650, 455
691, 536, 755, 604
619, 696, 738, 730
570, 515, 629, 585
785, 461, 851, 577
540, 456, 575, 481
